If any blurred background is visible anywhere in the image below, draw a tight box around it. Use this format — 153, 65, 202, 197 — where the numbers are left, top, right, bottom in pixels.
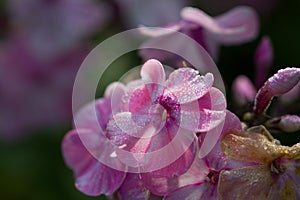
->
0, 0, 299, 199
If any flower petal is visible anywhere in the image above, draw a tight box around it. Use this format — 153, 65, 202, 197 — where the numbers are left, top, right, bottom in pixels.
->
255, 36, 274, 88
74, 99, 111, 132
181, 6, 259, 44
141, 156, 208, 196
141, 59, 166, 84
218, 166, 275, 200
165, 69, 214, 104
62, 130, 126, 196
139, 25, 181, 37
253, 67, 300, 115
221, 129, 289, 164
118, 173, 151, 200
179, 88, 226, 132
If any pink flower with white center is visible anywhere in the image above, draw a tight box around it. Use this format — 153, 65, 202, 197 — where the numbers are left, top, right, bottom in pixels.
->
106, 59, 227, 176
140, 6, 259, 61
62, 82, 127, 196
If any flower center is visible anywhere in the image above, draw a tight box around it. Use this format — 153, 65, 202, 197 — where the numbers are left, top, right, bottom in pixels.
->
207, 169, 220, 185
271, 158, 287, 175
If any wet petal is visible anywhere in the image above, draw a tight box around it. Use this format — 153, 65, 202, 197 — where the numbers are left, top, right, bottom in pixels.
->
255, 36, 274, 88
106, 112, 164, 146
165, 69, 214, 104
222, 129, 289, 164
141, 156, 208, 196
181, 6, 259, 44
140, 126, 197, 177
141, 59, 166, 84
178, 88, 226, 133
118, 173, 151, 200
254, 67, 300, 115
62, 130, 126, 196
218, 166, 276, 200
232, 75, 257, 105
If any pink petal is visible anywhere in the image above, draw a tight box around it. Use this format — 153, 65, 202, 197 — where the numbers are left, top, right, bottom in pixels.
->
232, 75, 257, 105
74, 98, 111, 132
138, 126, 197, 177
199, 111, 242, 164
118, 173, 151, 200
254, 67, 300, 115
142, 155, 208, 196
181, 6, 259, 44
62, 130, 126, 196
103, 82, 127, 115
165, 182, 218, 200
141, 59, 166, 84
179, 88, 226, 132
255, 36, 274, 88
165, 69, 214, 104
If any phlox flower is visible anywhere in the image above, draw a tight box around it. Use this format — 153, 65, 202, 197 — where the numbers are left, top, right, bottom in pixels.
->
140, 6, 259, 61
106, 59, 227, 177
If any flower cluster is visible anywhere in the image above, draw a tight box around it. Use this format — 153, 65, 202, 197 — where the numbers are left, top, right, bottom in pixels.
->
62, 5, 300, 200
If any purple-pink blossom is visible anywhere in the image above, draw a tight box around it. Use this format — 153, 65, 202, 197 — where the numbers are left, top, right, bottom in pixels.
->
140, 6, 259, 61
106, 59, 227, 176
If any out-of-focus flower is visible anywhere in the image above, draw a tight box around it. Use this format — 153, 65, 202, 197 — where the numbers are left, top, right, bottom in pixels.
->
142, 111, 247, 199
232, 75, 257, 106
220, 126, 300, 199
115, 0, 187, 28
232, 37, 273, 108
255, 36, 274, 88
266, 115, 300, 133
0, 39, 88, 141
253, 67, 300, 115
7, 0, 111, 61
62, 83, 127, 196
106, 59, 227, 177
140, 6, 259, 61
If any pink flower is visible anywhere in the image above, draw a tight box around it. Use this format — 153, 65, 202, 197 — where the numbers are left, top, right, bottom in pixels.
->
254, 67, 300, 115
106, 59, 227, 177
220, 126, 300, 199
0, 39, 88, 141
142, 111, 247, 199
62, 82, 127, 196
7, 0, 111, 61
140, 6, 259, 61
